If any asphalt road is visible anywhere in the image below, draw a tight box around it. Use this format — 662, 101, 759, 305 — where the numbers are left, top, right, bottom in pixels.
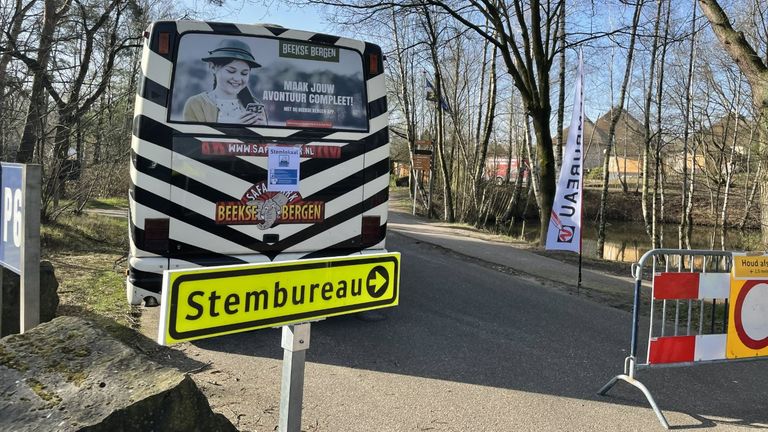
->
145, 231, 768, 431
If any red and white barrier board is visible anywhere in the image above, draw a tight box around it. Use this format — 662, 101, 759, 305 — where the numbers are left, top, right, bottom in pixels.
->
649, 273, 729, 365
648, 253, 768, 365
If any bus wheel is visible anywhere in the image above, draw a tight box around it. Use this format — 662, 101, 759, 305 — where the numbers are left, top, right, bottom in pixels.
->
144, 296, 160, 307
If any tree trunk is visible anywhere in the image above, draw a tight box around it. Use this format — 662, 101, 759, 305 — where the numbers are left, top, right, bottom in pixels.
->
523, 114, 541, 209
422, 8, 455, 222
758, 110, 768, 246
472, 41, 488, 224
738, 155, 762, 230
685, 142, 697, 249
49, 107, 75, 210
530, 108, 556, 245
652, 0, 672, 249
680, 0, 698, 249
473, 43, 498, 227
720, 108, 740, 249
554, 3, 566, 173
503, 96, 524, 222
391, 8, 417, 206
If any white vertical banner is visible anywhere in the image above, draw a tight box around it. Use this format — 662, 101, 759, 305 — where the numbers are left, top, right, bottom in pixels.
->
546, 51, 584, 253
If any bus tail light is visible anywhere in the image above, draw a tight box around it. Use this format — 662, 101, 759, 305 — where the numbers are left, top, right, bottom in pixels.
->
369, 54, 379, 75
144, 218, 169, 252
361, 216, 381, 244
158, 32, 170, 54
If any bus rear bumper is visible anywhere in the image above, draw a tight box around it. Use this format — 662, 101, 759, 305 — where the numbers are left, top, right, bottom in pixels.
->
126, 278, 162, 306
127, 257, 166, 305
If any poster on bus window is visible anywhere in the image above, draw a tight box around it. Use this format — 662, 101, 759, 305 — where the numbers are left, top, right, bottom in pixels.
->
267, 146, 300, 192
169, 33, 368, 131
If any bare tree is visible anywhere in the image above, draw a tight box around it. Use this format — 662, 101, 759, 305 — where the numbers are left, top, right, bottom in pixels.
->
421, 6, 454, 221
596, 0, 645, 257
14, 0, 72, 163
699, 0, 768, 247
679, 0, 698, 249
652, 0, 672, 249
554, 2, 566, 173
421, 0, 565, 244
389, 7, 419, 201
641, 0, 664, 247
471, 42, 498, 227
4, 0, 141, 218
0, 0, 37, 158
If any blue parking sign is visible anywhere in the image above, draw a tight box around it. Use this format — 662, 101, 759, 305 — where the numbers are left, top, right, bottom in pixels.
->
0, 164, 23, 273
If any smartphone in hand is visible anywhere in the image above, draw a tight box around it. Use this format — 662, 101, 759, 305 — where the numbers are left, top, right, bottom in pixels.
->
246, 103, 264, 114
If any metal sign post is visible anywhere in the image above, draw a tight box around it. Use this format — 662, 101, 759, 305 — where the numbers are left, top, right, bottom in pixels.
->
412, 147, 433, 216
278, 323, 311, 432
412, 165, 418, 216
20, 164, 41, 333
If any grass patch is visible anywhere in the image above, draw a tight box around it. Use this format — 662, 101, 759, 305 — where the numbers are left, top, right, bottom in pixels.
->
56, 197, 128, 211
42, 213, 126, 254
52, 253, 133, 326
388, 187, 414, 212
87, 197, 128, 210
42, 211, 135, 328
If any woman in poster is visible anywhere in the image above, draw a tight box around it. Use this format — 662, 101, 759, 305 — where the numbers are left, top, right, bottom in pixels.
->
183, 39, 268, 125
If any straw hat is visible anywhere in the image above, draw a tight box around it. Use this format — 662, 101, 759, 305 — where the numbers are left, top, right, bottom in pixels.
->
202, 39, 261, 68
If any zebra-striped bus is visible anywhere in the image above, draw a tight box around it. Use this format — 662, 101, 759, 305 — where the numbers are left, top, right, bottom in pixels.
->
128, 21, 390, 305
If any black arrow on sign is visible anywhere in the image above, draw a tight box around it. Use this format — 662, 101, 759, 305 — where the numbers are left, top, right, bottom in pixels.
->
366, 265, 389, 298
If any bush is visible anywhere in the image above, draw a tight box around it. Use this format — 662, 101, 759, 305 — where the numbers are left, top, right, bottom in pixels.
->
585, 167, 603, 180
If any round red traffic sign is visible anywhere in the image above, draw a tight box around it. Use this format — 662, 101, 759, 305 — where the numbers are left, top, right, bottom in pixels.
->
733, 280, 768, 350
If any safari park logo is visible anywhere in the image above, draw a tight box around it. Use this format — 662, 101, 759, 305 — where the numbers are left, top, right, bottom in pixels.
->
215, 181, 324, 229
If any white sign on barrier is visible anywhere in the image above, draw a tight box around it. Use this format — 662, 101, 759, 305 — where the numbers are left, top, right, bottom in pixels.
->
728, 252, 768, 359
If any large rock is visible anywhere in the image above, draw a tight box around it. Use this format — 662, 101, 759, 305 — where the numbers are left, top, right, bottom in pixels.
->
0, 316, 237, 432
1, 260, 59, 337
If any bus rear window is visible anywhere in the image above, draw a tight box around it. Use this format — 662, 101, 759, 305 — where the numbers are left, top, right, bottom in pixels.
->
169, 33, 368, 132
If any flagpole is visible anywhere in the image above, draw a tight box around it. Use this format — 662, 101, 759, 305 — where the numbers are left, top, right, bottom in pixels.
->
545, 47, 584, 294
577, 47, 584, 296
577, 248, 582, 295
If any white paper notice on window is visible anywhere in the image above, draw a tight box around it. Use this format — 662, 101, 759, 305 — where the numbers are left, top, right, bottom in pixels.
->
267, 146, 301, 192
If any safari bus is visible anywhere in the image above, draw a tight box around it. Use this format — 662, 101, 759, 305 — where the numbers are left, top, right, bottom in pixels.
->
128, 20, 390, 305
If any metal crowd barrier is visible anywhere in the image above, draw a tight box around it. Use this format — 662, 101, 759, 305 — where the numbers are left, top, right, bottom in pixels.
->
598, 248, 738, 429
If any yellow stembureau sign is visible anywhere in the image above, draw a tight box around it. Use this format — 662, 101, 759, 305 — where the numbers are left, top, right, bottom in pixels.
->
158, 253, 400, 345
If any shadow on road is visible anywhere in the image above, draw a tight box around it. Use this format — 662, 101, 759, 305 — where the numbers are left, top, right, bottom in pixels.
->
189, 232, 768, 429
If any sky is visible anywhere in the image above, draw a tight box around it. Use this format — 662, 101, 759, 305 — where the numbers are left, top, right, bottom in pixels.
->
177, 0, 350, 37
171, 1, 735, 127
